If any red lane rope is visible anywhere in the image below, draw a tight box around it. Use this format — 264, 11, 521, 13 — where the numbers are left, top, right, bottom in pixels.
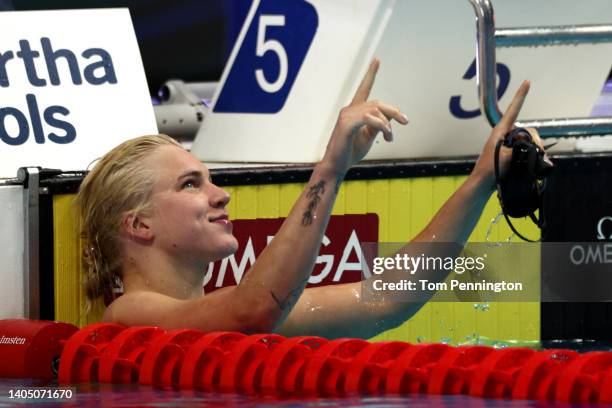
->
2, 320, 611, 404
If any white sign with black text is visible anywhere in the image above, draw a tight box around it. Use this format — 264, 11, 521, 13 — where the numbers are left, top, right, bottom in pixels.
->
0, 8, 157, 177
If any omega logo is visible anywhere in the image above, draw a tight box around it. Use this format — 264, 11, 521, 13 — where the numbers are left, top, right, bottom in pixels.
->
597, 216, 612, 240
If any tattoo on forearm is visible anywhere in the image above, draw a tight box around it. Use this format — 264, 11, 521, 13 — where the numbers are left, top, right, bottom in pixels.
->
270, 286, 303, 311
301, 180, 326, 226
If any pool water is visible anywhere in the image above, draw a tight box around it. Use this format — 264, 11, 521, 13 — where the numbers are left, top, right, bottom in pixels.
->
0, 378, 609, 407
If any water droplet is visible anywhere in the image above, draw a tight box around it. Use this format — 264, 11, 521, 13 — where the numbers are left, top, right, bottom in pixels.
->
308, 305, 323, 313
485, 211, 515, 246
473, 303, 490, 312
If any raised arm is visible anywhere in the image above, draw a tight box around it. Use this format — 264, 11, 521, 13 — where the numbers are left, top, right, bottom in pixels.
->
232, 59, 408, 331
278, 80, 543, 339
413, 80, 532, 244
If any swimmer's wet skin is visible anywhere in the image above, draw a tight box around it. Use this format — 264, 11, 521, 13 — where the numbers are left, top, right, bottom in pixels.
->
78, 61, 541, 339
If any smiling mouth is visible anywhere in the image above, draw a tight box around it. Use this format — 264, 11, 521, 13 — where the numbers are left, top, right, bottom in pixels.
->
209, 214, 228, 222
209, 214, 232, 228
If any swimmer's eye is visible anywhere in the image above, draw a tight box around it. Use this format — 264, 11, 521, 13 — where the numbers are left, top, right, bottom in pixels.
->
181, 179, 200, 189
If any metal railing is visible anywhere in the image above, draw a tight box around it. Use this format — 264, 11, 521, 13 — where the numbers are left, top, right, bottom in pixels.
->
468, 0, 612, 138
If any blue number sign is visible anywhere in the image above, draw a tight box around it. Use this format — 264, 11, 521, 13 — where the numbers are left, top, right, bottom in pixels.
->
449, 58, 511, 119
214, 0, 318, 114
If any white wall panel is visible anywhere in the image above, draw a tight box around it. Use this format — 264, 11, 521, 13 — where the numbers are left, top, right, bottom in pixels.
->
0, 186, 24, 318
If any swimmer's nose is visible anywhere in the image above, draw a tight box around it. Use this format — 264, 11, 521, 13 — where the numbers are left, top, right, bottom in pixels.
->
209, 184, 230, 208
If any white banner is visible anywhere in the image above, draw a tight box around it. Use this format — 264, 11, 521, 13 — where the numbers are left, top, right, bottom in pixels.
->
0, 9, 157, 177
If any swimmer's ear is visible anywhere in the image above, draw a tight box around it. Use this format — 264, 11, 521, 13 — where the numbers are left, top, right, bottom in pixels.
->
122, 213, 154, 241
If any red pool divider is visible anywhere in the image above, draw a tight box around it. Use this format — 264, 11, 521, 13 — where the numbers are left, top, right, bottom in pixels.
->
428, 345, 494, 395
58, 322, 125, 383
0, 319, 78, 380
599, 367, 612, 403
468, 347, 536, 399
301, 338, 370, 396
218, 333, 286, 393
385, 343, 452, 394
344, 341, 411, 394
555, 351, 612, 403
97, 326, 166, 383
139, 329, 205, 388
179, 331, 245, 391
260, 335, 328, 395
512, 349, 579, 401
3, 320, 612, 404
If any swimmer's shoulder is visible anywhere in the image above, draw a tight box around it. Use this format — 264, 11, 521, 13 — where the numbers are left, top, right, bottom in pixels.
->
102, 290, 184, 327
101, 286, 249, 332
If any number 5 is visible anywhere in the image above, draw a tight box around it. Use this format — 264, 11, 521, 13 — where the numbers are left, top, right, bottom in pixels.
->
255, 15, 288, 93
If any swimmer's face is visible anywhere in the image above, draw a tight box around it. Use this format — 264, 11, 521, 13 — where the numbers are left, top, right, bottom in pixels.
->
144, 145, 239, 263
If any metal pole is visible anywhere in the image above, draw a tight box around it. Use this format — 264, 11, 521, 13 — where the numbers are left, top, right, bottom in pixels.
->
18, 167, 41, 319
468, 0, 612, 138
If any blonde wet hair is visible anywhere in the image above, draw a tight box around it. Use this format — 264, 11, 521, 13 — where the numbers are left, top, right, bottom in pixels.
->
76, 134, 182, 303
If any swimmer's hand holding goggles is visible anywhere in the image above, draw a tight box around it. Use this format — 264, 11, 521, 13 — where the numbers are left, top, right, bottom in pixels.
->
494, 127, 554, 242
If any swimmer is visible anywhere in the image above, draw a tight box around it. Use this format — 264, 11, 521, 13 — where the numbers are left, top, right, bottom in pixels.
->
76, 59, 545, 338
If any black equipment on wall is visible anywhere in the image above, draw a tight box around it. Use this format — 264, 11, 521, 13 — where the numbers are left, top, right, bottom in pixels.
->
541, 153, 612, 343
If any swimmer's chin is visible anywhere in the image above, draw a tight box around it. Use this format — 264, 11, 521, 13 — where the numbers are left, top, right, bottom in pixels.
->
212, 236, 239, 261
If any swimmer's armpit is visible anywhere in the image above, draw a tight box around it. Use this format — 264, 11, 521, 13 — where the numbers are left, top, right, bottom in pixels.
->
301, 180, 326, 226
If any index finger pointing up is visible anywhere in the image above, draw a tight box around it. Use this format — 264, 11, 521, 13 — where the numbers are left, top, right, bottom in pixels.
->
350, 58, 380, 106
499, 80, 531, 129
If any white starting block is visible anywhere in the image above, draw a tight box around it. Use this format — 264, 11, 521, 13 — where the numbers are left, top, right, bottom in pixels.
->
191, 0, 612, 164
192, 0, 396, 163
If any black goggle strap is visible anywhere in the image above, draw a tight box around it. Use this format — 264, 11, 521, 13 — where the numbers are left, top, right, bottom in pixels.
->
494, 136, 541, 242
503, 211, 539, 242
504, 127, 532, 147
494, 138, 504, 190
